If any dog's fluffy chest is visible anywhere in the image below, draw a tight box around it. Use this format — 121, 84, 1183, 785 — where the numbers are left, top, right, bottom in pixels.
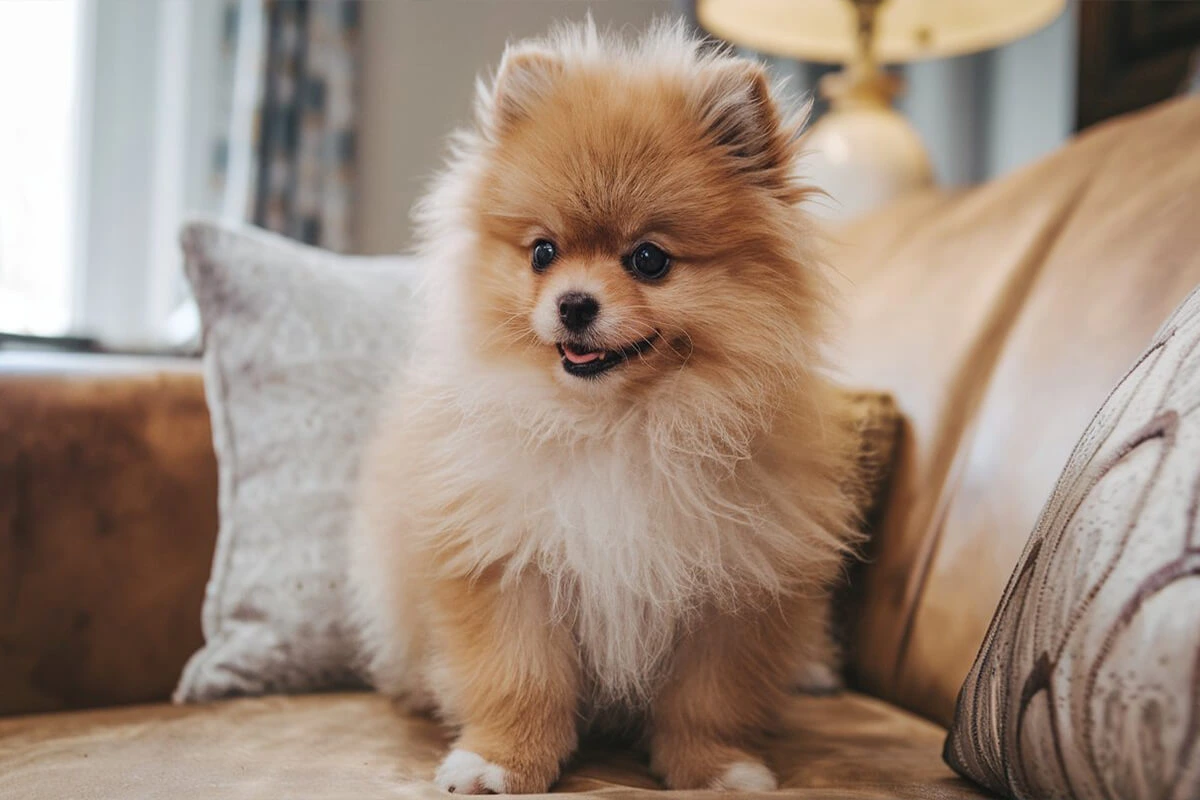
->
463, 424, 774, 705
525, 453, 690, 704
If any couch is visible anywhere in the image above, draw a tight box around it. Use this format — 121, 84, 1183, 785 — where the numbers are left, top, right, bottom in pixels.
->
2, 96, 1199, 799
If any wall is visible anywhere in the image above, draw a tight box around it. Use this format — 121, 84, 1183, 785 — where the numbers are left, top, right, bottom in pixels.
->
981, 6, 1077, 180
357, 0, 675, 256
899, 6, 1078, 185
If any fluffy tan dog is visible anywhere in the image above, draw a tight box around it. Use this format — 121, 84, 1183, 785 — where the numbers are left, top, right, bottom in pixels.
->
349, 19, 861, 794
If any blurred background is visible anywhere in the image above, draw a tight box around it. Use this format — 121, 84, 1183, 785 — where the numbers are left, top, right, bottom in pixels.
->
1, 0, 1198, 352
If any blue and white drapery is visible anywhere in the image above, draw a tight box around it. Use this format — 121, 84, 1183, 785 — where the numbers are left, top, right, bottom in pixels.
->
215, 0, 361, 253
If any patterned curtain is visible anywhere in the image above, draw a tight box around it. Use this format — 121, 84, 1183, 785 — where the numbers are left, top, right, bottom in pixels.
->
215, 0, 360, 253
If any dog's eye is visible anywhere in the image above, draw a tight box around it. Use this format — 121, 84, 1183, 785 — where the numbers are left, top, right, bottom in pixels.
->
531, 240, 557, 272
627, 242, 670, 280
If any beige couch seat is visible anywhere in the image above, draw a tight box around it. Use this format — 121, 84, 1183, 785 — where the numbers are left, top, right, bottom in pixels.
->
0, 692, 980, 799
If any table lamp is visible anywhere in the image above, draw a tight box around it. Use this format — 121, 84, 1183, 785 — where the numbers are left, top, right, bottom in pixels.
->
697, 0, 1066, 220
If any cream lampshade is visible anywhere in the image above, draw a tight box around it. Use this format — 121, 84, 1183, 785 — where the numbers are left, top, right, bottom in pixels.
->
697, 0, 1065, 221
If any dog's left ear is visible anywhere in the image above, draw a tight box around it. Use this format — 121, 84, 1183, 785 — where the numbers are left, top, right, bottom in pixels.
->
490, 45, 562, 132
696, 61, 792, 189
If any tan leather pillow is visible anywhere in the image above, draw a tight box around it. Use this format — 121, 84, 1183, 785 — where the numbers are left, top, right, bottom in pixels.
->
946, 286, 1200, 799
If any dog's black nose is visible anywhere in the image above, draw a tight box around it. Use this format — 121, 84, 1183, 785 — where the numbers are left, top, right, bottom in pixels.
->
558, 292, 600, 332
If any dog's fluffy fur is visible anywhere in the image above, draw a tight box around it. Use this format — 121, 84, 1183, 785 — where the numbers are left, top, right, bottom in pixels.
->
349, 20, 862, 794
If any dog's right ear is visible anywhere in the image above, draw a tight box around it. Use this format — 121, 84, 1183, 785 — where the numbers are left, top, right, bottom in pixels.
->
490, 45, 562, 132
696, 61, 787, 182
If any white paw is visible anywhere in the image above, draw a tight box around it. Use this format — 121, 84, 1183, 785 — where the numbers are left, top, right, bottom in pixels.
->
435, 749, 509, 794
710, 761, 778, 791
793, 659, 843, 694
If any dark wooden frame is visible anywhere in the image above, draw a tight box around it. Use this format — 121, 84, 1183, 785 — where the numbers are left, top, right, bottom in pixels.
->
1077, 0, 1200, 131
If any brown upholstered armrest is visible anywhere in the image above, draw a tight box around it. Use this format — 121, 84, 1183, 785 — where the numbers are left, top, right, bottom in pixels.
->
0, 353, 218, 716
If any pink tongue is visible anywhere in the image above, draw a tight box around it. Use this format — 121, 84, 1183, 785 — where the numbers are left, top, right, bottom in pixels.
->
562, 345, 603, 365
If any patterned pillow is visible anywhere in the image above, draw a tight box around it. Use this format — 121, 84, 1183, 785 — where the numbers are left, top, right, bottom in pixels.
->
174, 221, 419, 702
945, 286, 1200, 799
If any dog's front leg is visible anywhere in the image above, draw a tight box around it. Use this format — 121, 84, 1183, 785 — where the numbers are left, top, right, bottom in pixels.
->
649, 600, 792, 791
429, 569, 580, 794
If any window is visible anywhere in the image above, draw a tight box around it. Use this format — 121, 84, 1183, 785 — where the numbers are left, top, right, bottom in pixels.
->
0, 0, 84, 336
0, 0, 246, 349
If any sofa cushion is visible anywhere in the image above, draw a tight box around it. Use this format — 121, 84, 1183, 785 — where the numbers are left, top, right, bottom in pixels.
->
0, 691, 988, 799
833, 96, 1200, 724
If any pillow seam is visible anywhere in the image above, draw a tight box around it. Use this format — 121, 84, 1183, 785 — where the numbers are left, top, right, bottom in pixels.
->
175, 235, 245, 701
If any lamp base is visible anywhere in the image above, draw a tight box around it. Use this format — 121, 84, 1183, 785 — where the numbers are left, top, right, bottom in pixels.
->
799, 67, 934, 222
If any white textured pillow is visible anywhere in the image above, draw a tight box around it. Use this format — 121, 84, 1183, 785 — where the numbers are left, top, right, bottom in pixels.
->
946, 286, 1200, 799
174, 221, 418, 703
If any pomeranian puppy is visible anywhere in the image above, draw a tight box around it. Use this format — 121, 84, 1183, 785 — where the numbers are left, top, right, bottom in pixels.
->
349, 19, 861, 794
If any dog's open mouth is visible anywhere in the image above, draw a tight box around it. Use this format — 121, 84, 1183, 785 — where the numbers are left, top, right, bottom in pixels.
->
556, 334, 659, 378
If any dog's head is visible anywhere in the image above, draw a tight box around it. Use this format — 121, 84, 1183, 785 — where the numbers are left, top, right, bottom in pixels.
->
425, 23, 827, 412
